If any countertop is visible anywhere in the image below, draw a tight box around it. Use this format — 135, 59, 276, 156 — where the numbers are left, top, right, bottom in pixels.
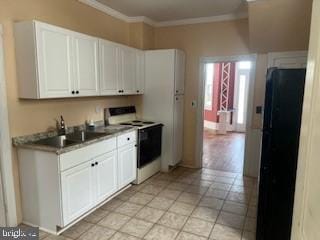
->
13, 125, 137, 155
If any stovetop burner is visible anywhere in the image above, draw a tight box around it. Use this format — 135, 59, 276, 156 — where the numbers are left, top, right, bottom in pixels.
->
132, 120, 142, 123
143, 121, 155, 124
120, 123, 132, 125
133, 124, 143, 127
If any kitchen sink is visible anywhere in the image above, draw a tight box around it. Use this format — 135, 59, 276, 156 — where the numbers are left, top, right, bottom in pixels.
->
33, 135, 79, 148
32, 131, 108, 148
66, 131, 107, 142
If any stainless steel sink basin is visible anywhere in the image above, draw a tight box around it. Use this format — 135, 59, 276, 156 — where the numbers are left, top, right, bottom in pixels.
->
32, 131, 108, 148
33, 135, 78, 148
67, 131, 107, 142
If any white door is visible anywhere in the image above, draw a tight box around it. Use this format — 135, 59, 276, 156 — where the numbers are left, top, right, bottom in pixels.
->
135, 50, 145, 94
119, 47, 136, 95
174, 50, 185, 95
61, 161, 95, 225
95, 151, 118, 203
73, 33, 99, 96
117, 144, 137, 189
234, 67, 250, 132
172, 95, 184, 166
99, 40, 120, 95
35, 22, 74, 98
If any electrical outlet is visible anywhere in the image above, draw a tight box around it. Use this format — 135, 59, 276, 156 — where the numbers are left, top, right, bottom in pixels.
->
95, 106, 102, 113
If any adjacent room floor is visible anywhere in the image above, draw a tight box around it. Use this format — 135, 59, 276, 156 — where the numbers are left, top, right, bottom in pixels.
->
203, 129, 245, 173
33, 167, 257, 240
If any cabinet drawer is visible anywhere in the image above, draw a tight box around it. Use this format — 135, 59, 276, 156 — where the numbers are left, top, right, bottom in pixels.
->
117, 131, 137, 148
59, 137, 116, 171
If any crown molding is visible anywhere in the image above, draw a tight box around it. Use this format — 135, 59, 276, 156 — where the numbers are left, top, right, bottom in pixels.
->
154, 12, 248, 27
78, 0, 157, 25
78, 0, 248, 27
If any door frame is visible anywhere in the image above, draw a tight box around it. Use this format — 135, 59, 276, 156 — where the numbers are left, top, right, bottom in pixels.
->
0, 24, 18, 226
195, 54, 258, 172
291, 0, 320, 238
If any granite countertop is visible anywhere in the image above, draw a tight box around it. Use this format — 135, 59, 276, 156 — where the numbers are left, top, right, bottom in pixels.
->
12, 124, 137, 155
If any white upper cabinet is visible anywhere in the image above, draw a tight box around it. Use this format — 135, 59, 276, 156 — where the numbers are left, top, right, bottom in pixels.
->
35, 22, 74, 98
174, 50, 186, 95
14, 20, 146, 98
136, 50, 145, 94
99, 39, 120, 95
73, 33, 99, 96
119, 47, 137, 95
15, 21, 100, 99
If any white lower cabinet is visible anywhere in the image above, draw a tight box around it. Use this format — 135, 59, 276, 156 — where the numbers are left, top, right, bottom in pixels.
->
61, 161, 95, 224
118, 143, 137, 189
18, 131, 137, 234
61, 150, 118, 225
95, 151, 118, 203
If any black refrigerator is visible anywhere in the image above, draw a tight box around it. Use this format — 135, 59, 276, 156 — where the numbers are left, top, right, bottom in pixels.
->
256, 68, 306, 240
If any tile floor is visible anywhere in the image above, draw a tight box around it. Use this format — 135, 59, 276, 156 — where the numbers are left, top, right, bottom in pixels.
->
38, 167, 258, 240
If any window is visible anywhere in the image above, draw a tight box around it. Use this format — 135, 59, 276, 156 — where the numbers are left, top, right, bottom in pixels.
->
237, 74, 246, 124
204, 63, 214, 110
238, 61, 252, 70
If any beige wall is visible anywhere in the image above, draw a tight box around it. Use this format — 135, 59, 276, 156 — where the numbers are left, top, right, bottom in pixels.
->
248, 0, 312, 52
154, 19, 251, 167
0, 0, 153, 222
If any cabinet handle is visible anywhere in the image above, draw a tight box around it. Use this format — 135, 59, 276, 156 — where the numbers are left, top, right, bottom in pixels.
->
176, 97, 178, 100
176, 90, 178, 93
76, 90, 79, 94
95, 162, 98, 166
127, 137, 130, 141
136, 90, 140, 93
72, 91, 75, 94
91, 163, 95, 167
118, 90, 122, 93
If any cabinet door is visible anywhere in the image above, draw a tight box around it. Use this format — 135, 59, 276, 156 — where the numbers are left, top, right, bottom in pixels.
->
119, 47, 136, 95
117, 144, 137, 189
95, 151, 118, 203
172, 95, 184, 166
74, 33, 99, 96
99, 40, 120, 95
174, 50, 186, 95
135, 50, 145, 94
61, 161, 95, 225
35, 22, 74, 98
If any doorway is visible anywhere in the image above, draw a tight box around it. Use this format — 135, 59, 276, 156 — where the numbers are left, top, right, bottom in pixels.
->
202, 60, 253, 173
195, 54, 257, 174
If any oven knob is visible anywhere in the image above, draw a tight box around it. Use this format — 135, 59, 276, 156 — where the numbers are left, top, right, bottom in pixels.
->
127, 138, 130, 141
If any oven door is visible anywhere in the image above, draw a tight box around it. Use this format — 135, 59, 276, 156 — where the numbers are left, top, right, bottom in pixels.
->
138, 124, 163, 168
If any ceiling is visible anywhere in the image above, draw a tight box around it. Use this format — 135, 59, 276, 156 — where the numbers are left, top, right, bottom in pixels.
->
95, 0, 248, 22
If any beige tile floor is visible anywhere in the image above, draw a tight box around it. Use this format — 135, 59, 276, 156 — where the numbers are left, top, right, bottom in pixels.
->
37, 167, 258, 240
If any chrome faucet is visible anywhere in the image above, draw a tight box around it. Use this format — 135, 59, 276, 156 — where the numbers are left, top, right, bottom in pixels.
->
58, 115, 66, 135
